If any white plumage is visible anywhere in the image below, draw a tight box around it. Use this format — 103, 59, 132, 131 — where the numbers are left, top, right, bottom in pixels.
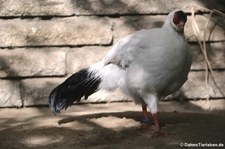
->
49, 9, 192, 131
88, 9, 192, 113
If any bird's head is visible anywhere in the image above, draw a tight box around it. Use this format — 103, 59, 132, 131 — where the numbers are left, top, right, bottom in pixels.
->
167, 9, 187, 33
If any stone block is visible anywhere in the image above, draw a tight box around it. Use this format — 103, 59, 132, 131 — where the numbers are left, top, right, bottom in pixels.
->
181, 71, 225, 99
72, 0, 225, 15
112, 16, 164, 42
185, 14, 225, 42
21, 78, 64, 106
0, 80, 21, 107
0, 0, 224, 17
67, 47, 109, 73
191, 42, 225, 70
112, 15, 225, 43
0, 0, 73, 16
0, 49, 66, 77
84, 89, 131, 103
0, 17, 112, 47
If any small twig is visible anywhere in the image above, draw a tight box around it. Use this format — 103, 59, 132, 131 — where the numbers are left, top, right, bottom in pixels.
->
212, 9, 225, 17
191, 7, 210, 99
191, 6, 225, 99
203, 11, 213, 100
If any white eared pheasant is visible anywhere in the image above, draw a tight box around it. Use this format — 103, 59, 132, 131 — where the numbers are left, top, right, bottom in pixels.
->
49, 9, 192, 132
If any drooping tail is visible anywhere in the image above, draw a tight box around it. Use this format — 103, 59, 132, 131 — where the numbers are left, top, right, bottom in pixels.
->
49, 67, 101, 113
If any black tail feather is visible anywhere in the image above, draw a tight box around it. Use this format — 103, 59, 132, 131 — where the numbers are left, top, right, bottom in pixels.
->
49, 68, 101, 113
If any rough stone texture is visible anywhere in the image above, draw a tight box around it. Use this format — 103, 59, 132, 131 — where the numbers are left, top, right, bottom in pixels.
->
112, 16, 164, 42
0, 0, 224, 17
113, 15, 225, 43
181, 71, 225, 99
185, 14, 225, 42
209, 72, 225, 98
0, 17, 112, 47
21, 78, 64, 106
0, 80, 21, 107
0, 0, 73, 16
72, 0, 225, 15
85, 89, 130, 103
189, 99, 225, 111
0, 49, 66, 77
67, 47, 109, 74
0, 15, 222, 47
191, 42, 225, 70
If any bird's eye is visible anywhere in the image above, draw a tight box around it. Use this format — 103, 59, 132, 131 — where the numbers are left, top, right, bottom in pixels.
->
173, 15, 180, 24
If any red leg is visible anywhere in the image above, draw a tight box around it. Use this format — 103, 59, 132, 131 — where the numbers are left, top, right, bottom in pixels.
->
142, 106, 150, 122
141, 107, 160, 130
140, 106, 151, 130
141, 108, 172, 137
151, 113, 167, 137
152, 113, 159, 129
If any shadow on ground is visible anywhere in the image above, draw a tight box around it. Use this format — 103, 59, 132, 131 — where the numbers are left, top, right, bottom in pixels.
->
0, 103, 224, 149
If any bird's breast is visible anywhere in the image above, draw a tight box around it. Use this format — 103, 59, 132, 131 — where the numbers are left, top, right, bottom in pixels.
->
128, 34, 191, 96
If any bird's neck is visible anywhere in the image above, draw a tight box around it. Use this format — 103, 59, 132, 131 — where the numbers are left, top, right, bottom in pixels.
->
162, 22, 184, 38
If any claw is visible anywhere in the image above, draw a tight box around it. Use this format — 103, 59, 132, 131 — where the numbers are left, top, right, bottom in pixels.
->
139, 121, 155, 131
139, 122, 175, 138
152, 129, 176, 138
152, 130, 166, 138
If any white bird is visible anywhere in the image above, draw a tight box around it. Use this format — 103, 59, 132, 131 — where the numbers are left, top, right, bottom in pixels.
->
49, 9, 192, 132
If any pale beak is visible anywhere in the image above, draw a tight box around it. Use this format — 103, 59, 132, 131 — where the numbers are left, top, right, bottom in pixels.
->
177, 21, 185, 33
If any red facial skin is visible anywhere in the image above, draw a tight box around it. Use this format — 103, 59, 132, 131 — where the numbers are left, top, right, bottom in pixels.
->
173, 12, 187, 33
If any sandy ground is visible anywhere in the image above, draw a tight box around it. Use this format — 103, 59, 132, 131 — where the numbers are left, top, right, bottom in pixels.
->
0, 102, 225, 149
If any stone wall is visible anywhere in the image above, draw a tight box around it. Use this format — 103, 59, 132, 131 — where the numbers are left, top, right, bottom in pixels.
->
0, 0, 224, 108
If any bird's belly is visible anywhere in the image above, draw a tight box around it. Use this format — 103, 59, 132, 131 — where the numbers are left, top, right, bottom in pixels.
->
160, 74, 187, 97
148, 61, 189, 96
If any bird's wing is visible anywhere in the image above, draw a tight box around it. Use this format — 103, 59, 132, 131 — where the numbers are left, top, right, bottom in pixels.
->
103, 29, 150, 69
88, 29, 161, 91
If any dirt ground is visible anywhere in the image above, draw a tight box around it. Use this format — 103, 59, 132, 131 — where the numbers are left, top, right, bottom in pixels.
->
0, 102, 225, 149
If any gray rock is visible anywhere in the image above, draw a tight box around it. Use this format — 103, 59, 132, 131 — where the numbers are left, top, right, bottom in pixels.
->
84, 89, 131, 103
21, 78, 64, 106
0, 0, 224, 16
0, 49, 66, 77
0, 80, 21, 107
67, 47, 109, 74
112, 16, 164, 43
185, 15, 225, 42
0, 17, 112, 47
112, 15, 225, 43
0, 0, 73, 16
181, 71, 225, 98
191, 42, 225, 70
72, 0, 225, 15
